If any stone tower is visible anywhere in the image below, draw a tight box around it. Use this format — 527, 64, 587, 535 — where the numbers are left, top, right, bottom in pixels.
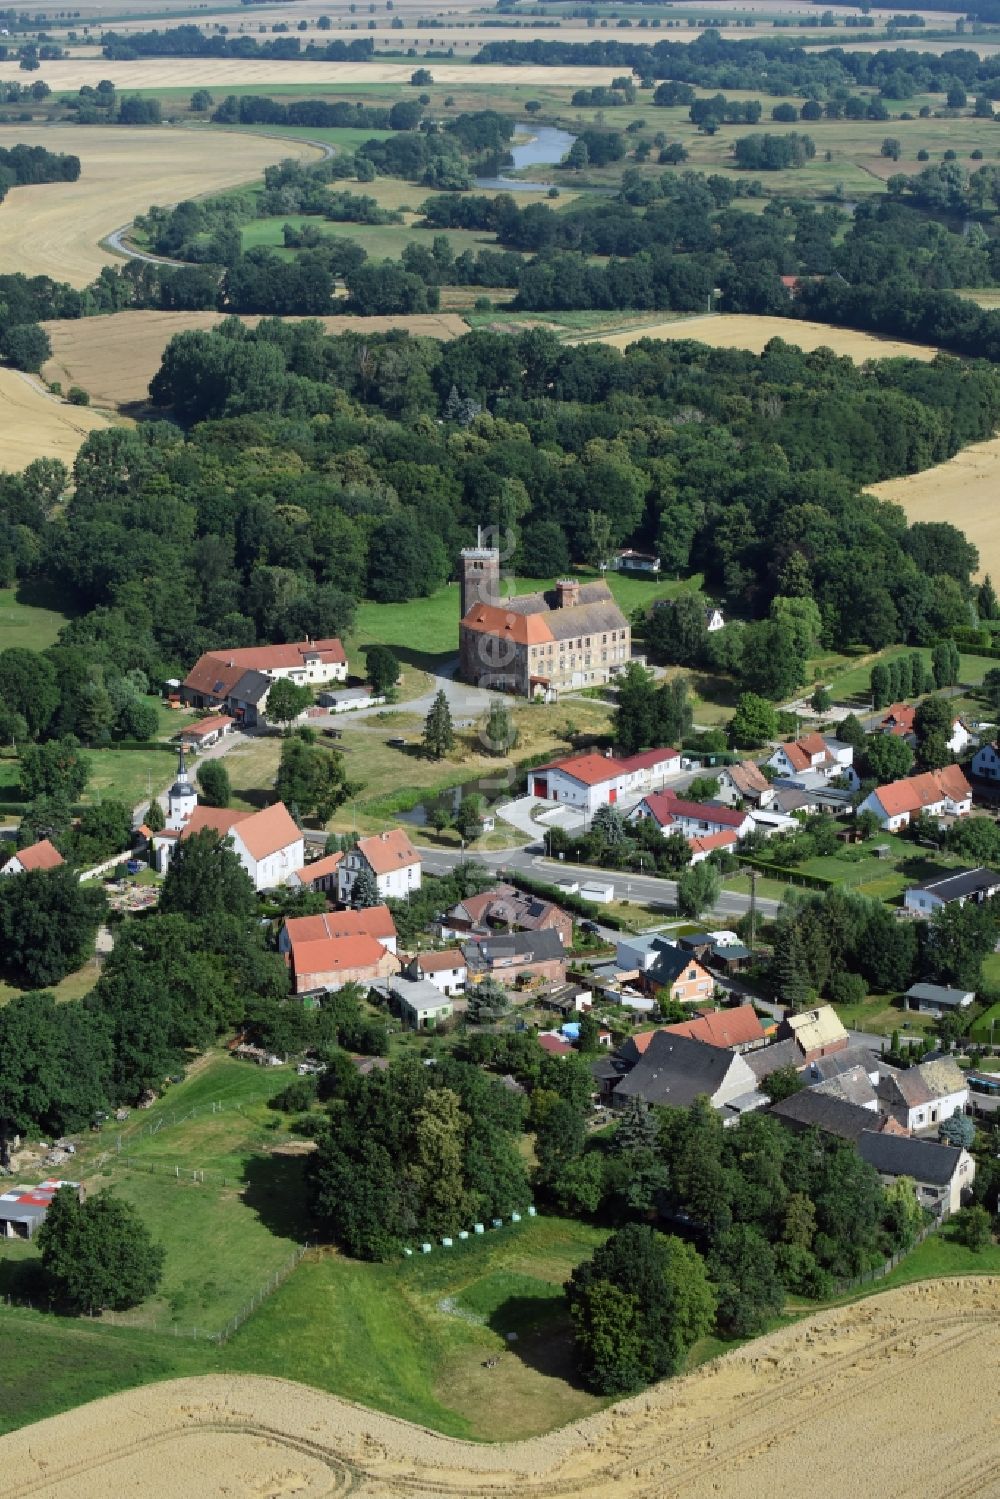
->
166, 746, 198, 831
459, 541, 501, 620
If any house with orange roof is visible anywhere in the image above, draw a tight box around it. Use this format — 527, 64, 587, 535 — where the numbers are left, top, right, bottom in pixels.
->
881, 704, 973, 756
457, 544, 631, 698
279, 905, 397, 959
0, 838, 65, 877
628, 790, 753, 841
288, 850, 343, 895
180, 638, 347, 722
530, 747, 681, 813
339, 828, 421, 904
178, 714, 235, 749
406, 948, 467, 996
767, 732, 855, 784
858, 765, 973, 831
289, 933, 400, 995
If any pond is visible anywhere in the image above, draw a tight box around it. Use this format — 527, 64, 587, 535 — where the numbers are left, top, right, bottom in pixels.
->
474, 125, 577, 192
397, 775, 515, 828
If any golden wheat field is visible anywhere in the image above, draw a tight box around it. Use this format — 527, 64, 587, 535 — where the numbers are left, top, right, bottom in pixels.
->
2, 1279, 1000, 1499
0, 59, 623, 92
583, 313, 941, 363
41, 310, 470, 409
0, 370, 113, 471
869, 435, 1000, 579
0, 126, 322, 286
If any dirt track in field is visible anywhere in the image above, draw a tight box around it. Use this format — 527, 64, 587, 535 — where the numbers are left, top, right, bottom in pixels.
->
3, 1278, 1000, 1498
42, 310, 470, 409
0, 370, 113, 471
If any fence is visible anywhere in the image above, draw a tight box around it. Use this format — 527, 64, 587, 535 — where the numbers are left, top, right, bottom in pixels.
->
831, 1221, 936, 1297
1, 1243, 311, 1345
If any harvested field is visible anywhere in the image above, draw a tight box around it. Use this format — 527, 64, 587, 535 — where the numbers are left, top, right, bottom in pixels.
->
0, 60, 623, 92
582, 313, 940, 363
0, 370, 112, 470
0, 126, 321, 285
41, 310, 470, 410
3, 1277, 1000, 1498
869, 434, 1000, 579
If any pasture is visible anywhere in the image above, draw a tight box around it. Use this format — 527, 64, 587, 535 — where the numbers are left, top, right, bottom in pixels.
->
0, 585, 71, 652
0, 125, 321, 285
869, 437, 1000, 580
41, 310, 470, 411
0, 370, 113, 469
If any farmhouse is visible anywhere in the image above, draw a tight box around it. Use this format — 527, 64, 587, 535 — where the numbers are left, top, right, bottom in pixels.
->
857, 1131, 974, 1218
529, 747, 680, 811
809, 1064, 879, 1111
0, 1179, 82, 1240
776, 1005, 849, 1063
458, 545, 631, 697
767, 734, 855, 782
903, 982, 976, 1017
288, 851, 343, 895
0, 837, 64, 876
440, 883, 573, 947
338, 829, 421, 904
180, 638, 347, 723
152, 750, 303, 889
628, 790, 753, 841
716, 761, 774, 809
903, 867, 1000, 917
279, 906, 398, 966
858, 765, 972, 831
374, 974, 453, 1031
612, 1031, 759, 1113
462, 927, 566, 987
406, 948, 467, 996
289, 934, 400, 995
876, 1058, 969, 1132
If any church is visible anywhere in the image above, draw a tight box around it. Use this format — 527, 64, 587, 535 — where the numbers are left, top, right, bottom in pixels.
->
457, 544, 632, 698
151, 748, 305, 892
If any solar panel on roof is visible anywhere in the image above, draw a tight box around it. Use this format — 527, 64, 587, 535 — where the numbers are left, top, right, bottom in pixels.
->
213, 679, 225, 693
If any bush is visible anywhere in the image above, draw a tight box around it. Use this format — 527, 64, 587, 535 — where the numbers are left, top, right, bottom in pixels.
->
66, 385, 90, 405
269, 1076, 318, 1112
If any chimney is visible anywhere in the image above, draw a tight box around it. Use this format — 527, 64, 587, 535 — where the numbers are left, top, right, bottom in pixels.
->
556, 579, 580, 609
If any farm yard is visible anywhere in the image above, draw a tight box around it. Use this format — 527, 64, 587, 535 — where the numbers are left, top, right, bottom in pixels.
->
3, 1277, 1000, 1497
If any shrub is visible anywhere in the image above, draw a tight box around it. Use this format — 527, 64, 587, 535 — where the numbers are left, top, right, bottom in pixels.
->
66, 385, 90, 405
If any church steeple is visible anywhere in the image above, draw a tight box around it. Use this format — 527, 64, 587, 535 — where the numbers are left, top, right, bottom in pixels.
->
166, 744, 198, 830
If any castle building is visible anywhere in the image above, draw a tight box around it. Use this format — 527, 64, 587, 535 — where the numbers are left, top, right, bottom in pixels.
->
457, 546, 631, 698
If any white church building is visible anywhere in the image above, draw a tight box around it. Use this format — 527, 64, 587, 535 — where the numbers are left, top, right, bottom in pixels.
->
151, 749, 304, 891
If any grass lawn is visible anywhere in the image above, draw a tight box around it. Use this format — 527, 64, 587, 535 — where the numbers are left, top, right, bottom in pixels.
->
869, 1221, 1000, 1292
81, 744, 179, 810
242, 214, 496, 261
0, 583, 70, 653
0, 957, 102, 1007
824, 644, 998, 704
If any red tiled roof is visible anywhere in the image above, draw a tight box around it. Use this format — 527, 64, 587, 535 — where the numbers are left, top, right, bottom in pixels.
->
461, 604, 554, 646
874, 766, 972, 818
179, 714, 235, 741
665, 1004, 765, 1050
293, 934, 393, 979
640, 791, 746, 829
689, 830, 740, 856
536, 752, 621, 787
777, 740, 811, 772
615, 748, 679, 773
182, 655, 250, 699
881, 703, 916, 736
207, 639, 345, 671
179, 807, 253, 843
179, 802, 301, 861
284, 906, 396, 947
292, 851, 343, 885
538, 1033, 572, 1056
10, 838, 64, 872
416, 948, 466, 973
355, 829, 420, 876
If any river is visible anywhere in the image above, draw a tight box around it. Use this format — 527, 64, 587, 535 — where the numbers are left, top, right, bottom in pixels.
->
474, 124, 577, 192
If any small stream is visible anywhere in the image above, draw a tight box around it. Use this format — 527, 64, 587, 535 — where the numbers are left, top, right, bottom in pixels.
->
474, 124, 577, 192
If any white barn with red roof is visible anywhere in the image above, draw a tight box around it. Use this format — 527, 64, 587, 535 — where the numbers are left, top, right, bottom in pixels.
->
530, 748, 681, 812
1, 838, 64, 876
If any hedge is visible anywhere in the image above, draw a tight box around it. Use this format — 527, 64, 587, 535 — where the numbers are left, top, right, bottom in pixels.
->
509, 871, 629, 930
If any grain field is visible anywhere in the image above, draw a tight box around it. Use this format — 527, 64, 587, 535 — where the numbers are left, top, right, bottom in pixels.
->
42, 310, 470, 409
2, 1278, 1000, 1499
0, 125, 321, 285
0, 371, 113, 470
869, 435, 1000, 579
582, 312, 940, 363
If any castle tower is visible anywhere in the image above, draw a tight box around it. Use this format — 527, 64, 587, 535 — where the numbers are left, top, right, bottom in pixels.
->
166, 746, 198, 831
459, 543, 501, 620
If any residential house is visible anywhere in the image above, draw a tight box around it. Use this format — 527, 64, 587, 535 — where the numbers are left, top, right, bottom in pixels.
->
858, 766, 973, 831
289, 934, 400, 995
374, 975, 453, 1031
904, 867, 1000, 918
628, 790, 753, 841
662, 1003, 767, 1053
529, 747, 680, 812
615, 932, 678, 974
810, 1065, 880, 1111
288, 851, 343, 895
152, 757, 304, 889
178, 713, 236, 750
462, 928, 566, 987
716, 761, 774, 809
689, 830, 741, 863
776, 1005, 849, 1063
857, 1131, 974, 1218
0, 838, 64, 876
441, 883, 573, 947
903, 983, 975, 1018
645, 946, 714, 1006
407, 949, 467, 996
747, 807, 802, 841
538, 1032, 574, 1057
339, 829, 421, 904
612, 1031, 759, 1113
747, 1037, 807, 1084
178, 653, 271, 726
705, 605, 725, 633
615, 548, 660, 574
801, 1045, 880, 1086
768, 1090, 894, 1146
972, 740, 1000, 783
877, 1058, 969, 1133
280, 906, 397, 965
458, 546, 631, 697
880, 704, 973, 756
767, 734, 855, 783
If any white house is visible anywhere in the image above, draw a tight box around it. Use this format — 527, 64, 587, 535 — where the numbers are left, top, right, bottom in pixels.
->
628, 790, 753, 841
717, 761, 774, 808
876, 1058, 969, 1134
529, 748, 680, 812
705, 606, 725, 633
339, 828, 421, 904
858, 765, 972, 831
288, 851, 343, 895
615, 549, 660, 574
0, 838, 64, 876
408, 948, 467, 996
903, 867, 1000, 917
767, 733, 855, 783
973, 740, 1000, 783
